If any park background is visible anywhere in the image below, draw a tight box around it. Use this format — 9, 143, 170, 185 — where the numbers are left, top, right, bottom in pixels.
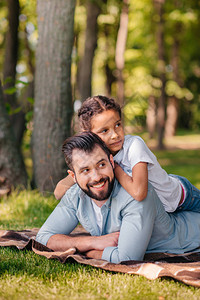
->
0, 0, 200, 298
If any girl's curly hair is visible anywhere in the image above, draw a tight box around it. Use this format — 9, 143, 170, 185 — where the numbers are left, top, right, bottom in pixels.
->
78, 95, 121, 131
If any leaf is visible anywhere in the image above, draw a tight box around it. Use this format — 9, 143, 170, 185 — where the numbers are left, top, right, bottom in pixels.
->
27, 97, 34, 105
4, 87, 17, 95
25, 111, 33, 122
9, 107, 22, 116
5, 103, 11, 114
15, 79, 29, 86
2, 77, 13, 85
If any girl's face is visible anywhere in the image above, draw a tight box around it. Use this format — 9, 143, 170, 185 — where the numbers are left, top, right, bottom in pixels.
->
90, 110, 124, 155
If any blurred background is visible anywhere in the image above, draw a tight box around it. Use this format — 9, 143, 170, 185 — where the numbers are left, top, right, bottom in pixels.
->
0, 0, 200, 195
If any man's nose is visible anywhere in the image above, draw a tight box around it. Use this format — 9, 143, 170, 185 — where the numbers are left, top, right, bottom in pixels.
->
91, 169, 102, 181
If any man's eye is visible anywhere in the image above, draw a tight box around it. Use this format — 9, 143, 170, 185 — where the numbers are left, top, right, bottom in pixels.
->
82, 169, 89, 174
116, 122, 121, 128
99, 163, 105, 168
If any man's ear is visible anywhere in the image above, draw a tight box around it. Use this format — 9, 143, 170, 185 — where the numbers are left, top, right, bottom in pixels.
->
109, 154, 114, 168
67, 170, 76, 183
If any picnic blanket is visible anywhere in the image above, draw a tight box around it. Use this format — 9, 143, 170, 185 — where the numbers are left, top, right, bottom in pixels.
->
0, 227, 200, 288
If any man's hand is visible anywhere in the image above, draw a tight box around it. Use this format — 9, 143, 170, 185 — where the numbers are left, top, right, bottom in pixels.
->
84, 232, 120, 260
91, 232, 120, 250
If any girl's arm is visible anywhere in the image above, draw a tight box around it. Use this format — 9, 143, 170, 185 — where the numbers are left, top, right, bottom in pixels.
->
114, 162, 148, 201
54, 175, 75, 200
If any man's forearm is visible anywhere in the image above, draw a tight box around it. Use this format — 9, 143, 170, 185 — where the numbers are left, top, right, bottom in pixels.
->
47, 234, 96, 252
85, 250, 103, 260
47, 231, 119, 253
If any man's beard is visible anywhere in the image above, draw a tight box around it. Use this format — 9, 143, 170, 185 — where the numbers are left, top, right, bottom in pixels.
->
77, 177, 114, 201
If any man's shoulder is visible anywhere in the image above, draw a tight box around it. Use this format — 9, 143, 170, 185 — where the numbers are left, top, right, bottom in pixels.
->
112, 180, 136, 206
113, 181, 159, 210
62, 184, 81, 202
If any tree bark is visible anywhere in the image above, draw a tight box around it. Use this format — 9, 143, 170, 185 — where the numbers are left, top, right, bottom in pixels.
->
33, 0, 76, 192
104, 25, 116, 97
153, 0, 166, 149
79, 0, 101, 101
0, 81, 27, 193
3, 0, 19, 95
165, 24, 181, 137
146, 95, 157, 139
3, 0, 21, 143
165, 96, 179, 137
115, 0, 129, 108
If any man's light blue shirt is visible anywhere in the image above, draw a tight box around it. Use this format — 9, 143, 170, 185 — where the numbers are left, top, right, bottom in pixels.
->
36, 181, 200, 263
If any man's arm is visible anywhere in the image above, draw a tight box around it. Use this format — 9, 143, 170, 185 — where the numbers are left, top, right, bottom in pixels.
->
102, 184, 157, 263
36, 186, 120, 256
47, 232, 119, 254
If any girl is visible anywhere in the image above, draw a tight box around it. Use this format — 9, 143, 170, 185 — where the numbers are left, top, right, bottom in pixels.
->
54, 95, 200, 213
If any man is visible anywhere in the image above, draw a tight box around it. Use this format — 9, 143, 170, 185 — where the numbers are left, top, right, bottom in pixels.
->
36, 132, 200, 263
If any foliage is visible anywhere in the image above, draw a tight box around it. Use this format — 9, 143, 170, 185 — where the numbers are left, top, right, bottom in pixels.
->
1, 0, 200, 131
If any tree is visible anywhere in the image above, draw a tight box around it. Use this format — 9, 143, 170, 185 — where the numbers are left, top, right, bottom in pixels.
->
115, 0, 129, 107
153, 0, 166, 149
32, 0, 76, 192
79, 0, 101, 101
3, 0, 22, 143
0, 80, 27, 195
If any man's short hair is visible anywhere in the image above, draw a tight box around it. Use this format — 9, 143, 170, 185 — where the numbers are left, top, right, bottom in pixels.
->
62, 131, 111, 170
78, 95, 121, 131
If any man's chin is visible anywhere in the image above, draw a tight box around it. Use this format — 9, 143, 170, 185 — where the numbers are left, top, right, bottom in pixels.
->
81, 178, 114, 201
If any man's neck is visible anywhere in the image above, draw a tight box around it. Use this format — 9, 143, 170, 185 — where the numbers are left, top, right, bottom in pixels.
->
92, 198, 108, 207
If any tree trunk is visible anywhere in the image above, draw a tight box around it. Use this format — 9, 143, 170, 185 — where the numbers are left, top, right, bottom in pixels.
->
79, 0, 101, 101
3, 0, 21, 143
146, 95, 157, 139
165, 96, 179, 137
154, 0, 166, 149
165, 27, 181, 137
104, 25, 116, 97
33, 0, 76, 192
115, 0, 129, 108
3, 0, 19, 95
0, 81, 27, 193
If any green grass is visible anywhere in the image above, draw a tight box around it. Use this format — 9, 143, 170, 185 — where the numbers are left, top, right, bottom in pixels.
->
155, 149, 200, 189
1, 140, 200, 299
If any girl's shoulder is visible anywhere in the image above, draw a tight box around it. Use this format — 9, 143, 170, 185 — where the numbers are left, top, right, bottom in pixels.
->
124, 135, 145, 148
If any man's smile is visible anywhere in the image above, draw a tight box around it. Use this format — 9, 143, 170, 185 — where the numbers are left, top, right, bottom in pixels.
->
88, 178, 108, 190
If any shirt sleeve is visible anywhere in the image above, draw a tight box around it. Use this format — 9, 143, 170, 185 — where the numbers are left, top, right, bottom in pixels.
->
127, 137, 155, 169
36, 191, 79, 246
102, 185, 157, 263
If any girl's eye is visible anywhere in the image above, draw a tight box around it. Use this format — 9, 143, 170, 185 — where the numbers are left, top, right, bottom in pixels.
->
101, 129, 108, 134
116, 122, 121, 128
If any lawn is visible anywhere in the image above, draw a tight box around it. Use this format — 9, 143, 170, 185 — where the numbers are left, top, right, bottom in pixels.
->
0, 133, 200, 299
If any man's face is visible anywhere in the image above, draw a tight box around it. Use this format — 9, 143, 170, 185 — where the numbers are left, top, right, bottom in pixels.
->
69, 145, 114, 202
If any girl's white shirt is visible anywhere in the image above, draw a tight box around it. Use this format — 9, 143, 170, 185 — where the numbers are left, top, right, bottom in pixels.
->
114, 135, 181, 212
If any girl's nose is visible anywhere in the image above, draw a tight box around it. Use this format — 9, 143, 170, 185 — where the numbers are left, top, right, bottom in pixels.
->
110, 130, 118, 139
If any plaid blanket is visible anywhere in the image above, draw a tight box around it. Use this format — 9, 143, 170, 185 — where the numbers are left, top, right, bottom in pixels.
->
0, 227, 200, 288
